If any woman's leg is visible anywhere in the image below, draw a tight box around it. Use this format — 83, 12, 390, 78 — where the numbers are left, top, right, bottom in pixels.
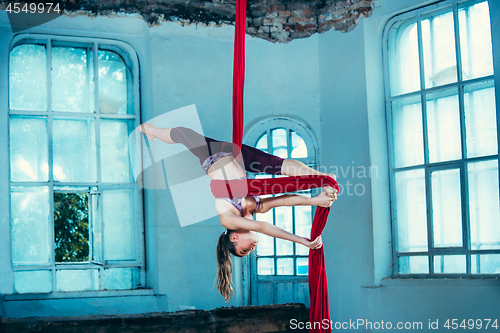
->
280, 159, 335, 178
139, 124, 230, 165
258, 192, 334, 214
139, 123, 174, 143
240, 144, 285, 175
281, 159, 337, 198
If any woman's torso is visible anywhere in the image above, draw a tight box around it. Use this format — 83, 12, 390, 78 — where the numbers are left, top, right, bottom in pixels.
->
208, 155, 260, 218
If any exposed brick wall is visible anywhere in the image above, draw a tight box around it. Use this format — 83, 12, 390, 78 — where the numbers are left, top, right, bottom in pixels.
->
1, 303, 309, 332
0, 0, 375, 43
247, 0, 374, 42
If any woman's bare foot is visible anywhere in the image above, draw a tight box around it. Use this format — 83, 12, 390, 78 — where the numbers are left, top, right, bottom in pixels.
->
138, 123, 156, 141
322, 174, 338, 199
313, 191, 335, 207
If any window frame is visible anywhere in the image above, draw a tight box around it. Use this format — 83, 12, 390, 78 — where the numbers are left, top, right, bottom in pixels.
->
7, 34, 145, 293
383, 0, 500, 278
244, 117, 318, 284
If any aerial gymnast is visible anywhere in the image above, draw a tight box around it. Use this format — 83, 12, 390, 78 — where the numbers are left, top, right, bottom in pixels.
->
139, 123, 337, 301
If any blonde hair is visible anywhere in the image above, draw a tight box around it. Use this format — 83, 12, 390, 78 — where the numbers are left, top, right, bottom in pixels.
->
216, 230, 240, 302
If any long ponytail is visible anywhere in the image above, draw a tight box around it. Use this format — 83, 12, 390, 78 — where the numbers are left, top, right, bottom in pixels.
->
216, 230, 239, 302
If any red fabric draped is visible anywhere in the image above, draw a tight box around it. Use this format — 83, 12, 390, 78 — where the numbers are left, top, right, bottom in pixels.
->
211, 175, 338, 197
230, 1, 333, 332
232, 0, 246, 150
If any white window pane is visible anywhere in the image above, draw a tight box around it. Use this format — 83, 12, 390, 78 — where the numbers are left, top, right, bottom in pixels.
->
395, 169, 427, 252
256, 209, 274, 256
275, 206, 293, 255
392, 97, 424, 168
469, 160, 500, 250
271, 128, 287, 158
464, 84, 498, 158
258, 258, 275, 275
256, 233, 274, 256
101, 120, 133, 183
459, 2, 494, 80
56, 269, 99, 292
398, 256, 429, 274
431, 169, 462, 248
52, 46, 94, 113
103, 189, 135, 261
426, 90, 462, 163
98, 50, 130, 114
11, 187, 51, 266
296, 257, 308, 275
277, 258, 293, 275
295, 206, 312, 255
388, 21, 420, 95
255, 133, 268, 153
104, 267, 139, 290
291, 131, 307, 158
434, 255, 466, 274
9, 116, 48, 182
422, 12, 457, 88
273, 149, 287, 158
9, 44, 47, 111
52, 118, 96, 182
472, 254, 500, 274
14, 270, 52, 293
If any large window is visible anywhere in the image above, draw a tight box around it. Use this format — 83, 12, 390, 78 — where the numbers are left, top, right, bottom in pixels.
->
254, 127, 313, 276
247, 120, 317, 277
246, 119, 318, 305
385, 1, 499, 276
8, 36, 144, 293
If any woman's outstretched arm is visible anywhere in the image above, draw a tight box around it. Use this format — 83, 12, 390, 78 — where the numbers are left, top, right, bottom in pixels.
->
216, 202, 323, 249
257, 192, 334, 214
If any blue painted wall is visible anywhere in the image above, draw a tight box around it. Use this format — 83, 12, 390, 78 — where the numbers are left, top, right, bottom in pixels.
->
0, 0, 499, 330
318, 0, 500, 331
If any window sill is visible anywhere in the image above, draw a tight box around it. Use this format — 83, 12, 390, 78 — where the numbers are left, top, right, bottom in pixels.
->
4, 289, 155, 301
379, 277, 500, 287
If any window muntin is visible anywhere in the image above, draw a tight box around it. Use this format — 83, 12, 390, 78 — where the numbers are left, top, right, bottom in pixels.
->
386, 1, 499, 276
8, 37, 143, 293
253, 127, 314, 276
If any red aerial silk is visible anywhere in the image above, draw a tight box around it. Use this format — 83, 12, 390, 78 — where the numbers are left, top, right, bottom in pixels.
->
227, 1, 335, 332
232, 0, 246, 150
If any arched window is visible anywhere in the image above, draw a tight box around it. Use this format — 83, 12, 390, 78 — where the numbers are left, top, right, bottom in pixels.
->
244, 118, 317, 305
8, 36, 144, 293
384, 0, 499, 276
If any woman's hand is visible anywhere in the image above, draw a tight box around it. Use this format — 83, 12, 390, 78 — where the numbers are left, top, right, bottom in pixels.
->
312, 191, 336, 207
301, 236, 323, 250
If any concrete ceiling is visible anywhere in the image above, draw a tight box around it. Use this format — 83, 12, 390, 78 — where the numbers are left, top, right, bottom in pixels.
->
64, 0, 375, 42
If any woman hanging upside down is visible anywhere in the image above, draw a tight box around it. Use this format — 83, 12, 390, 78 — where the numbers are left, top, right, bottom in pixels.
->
139, 124, 337, 301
